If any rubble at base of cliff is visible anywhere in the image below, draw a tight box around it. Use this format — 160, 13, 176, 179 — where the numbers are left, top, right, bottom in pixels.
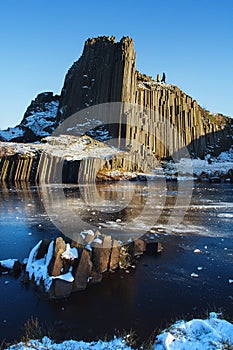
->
163, 145, 233, 183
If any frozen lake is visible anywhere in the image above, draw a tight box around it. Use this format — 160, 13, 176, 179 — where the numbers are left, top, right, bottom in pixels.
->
0, 180, 232, 343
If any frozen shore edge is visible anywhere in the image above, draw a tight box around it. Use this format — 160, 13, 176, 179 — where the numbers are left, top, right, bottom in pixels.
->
5, 312, 233, 350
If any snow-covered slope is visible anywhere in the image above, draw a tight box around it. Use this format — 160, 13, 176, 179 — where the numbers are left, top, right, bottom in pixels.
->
20, 99, 59, 138
0, 92, 59, 142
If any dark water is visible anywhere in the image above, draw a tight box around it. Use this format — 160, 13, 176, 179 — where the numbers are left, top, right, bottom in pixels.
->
0, 181, 232, 344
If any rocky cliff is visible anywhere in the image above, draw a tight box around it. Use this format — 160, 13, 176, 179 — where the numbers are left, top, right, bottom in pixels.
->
0, 36, 232, 160
56, 36, 233, 159
57, 36, 135, 122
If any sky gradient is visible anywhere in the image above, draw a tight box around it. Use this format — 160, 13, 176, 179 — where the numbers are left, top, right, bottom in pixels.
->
0, 0, 232, 129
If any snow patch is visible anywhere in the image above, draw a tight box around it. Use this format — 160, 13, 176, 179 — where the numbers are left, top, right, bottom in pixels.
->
92, 238, 103, 245
6, 336, 132, 350
22, 101, 59, 137
26, 240, 54, 292
6, 313, 233, 349
0, 127, 24, 141
154, 312, 233, 350
166, 146, 233, 178
61, 244, 78, 260
0, 100, 59, 140
52, 271, 74, 283
0, 259, 17, 269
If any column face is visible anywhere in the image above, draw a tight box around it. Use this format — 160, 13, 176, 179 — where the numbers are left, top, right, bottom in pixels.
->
54, 36, 232, 160
56, 36, 136, 124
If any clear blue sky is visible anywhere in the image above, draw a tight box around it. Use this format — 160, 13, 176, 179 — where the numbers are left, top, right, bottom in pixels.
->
0, 0, 232, 129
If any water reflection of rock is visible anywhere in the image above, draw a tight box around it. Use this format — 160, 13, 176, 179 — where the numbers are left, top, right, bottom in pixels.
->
0, 181, 43, 214
39, 180, 166, 243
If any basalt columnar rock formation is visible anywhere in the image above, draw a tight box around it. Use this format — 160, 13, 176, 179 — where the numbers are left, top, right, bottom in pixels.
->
0, 135, 133, 183
56, 36, 233, 159
0, 36, 232, 183
24, 232, 162, 299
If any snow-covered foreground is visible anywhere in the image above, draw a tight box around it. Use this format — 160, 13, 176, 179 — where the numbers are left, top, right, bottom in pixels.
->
6, 313, 233, 349
6, 337, 132, 350
154, 312, 233, 350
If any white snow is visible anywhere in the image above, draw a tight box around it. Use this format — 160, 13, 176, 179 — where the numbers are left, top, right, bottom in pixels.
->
25, 240, 76, 288
167, 146, 233, 178
0, 259, 17, 269
22, 100, 59, 137
92, 237, 103, 245
26, 240, 42, 272
61, 244, 78, 260
5, 313, 233, 350
194, 249, 201, 254
26, 240, 54, 292
190, 272, 199, 278
154, 312, 233, 350
0, 100, 59, 141
6, 336, 132, 350
0, 134, 122, 161
0, 127, 24, 141
52, 271, 74, 283
86, 229, 95, 236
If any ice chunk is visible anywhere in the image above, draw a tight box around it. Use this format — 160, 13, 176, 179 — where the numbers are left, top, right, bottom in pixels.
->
191, 272, 199, 278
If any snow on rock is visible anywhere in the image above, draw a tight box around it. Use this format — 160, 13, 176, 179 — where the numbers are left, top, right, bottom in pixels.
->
92, 237, 103, 245
6, 336, 132, 350
0, 93, 59, 142
52, 271, 74, 283
21, 100, 59, 137
154, 312, 233, 350
0, 134, 122, 161
61, 244, 78, 261
26, 240, 54, 292
0, 259, 17, 269
0, 127, 24, 141
166, 146, 233, 178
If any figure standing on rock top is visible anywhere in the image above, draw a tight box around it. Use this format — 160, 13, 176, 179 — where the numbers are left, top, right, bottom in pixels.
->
161, 72, 166, 83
